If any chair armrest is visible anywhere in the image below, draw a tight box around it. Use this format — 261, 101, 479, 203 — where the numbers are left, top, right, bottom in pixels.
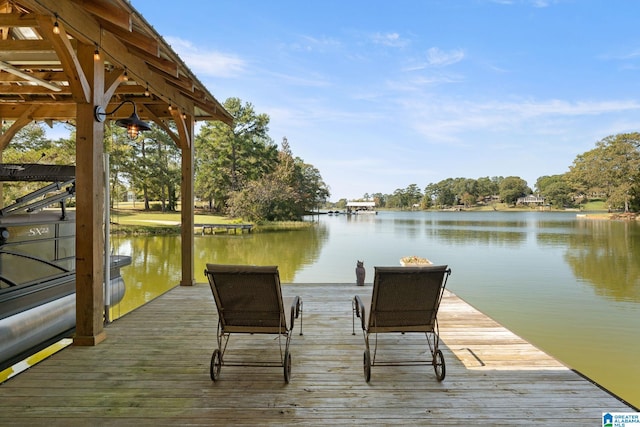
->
289, 296, 303, 336
353, 295, 367, 334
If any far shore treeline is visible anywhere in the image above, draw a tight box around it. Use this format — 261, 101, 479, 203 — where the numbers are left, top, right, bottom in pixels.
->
353, 132, 640, 213
2, 99, 640, 221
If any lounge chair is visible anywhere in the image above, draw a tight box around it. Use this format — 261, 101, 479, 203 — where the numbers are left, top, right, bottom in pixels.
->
204, 264, 303, 383
352, 265, 451, 382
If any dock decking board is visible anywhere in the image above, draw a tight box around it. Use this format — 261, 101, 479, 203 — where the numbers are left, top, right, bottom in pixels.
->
0, 283, 633, 425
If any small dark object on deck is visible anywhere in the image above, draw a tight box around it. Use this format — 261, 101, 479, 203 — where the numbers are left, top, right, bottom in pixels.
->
356, 260, 365, 286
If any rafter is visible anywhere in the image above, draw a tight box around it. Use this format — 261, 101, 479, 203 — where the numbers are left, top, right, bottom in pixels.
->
5, 0, 232, 124
144, 106, 180, 146
0, 14, 38, 27
0, 60, 62, 91
128, 44, 178, 77
0, 70, 68, 82
97, 17, 158, 57
18, 0, 99, 45
36, 14, 90, 103
100, 29, 195, 114
72, 0, 131, 31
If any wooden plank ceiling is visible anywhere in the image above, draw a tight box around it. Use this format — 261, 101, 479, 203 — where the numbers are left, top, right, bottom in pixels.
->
0, 0, 232, 147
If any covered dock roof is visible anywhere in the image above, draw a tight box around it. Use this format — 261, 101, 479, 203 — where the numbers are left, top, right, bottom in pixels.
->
346, 201, 375, 207
0, 0, 231, 347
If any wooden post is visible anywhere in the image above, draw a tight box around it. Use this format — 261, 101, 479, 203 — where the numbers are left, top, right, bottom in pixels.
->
73, 42, 106, 346
180, 114, 195, 286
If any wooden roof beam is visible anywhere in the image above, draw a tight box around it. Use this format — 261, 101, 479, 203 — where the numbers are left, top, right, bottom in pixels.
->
0, 84, 69, 94
0, 70, 68, 82
103, 67, 125, 103
127, 44, 178, 77
0, 14, 38, 27
0, 103, 77, 120
19, 0, 99, 45
72, 0, 131, 31
162, 72, 195, 93
14, 0, 231, 124
170, 107, 191, 149
97, 17, 158, 57
0, 60, 62, 91
36, 14, 90, 103
100, 29, 195, 115
144, 107, 180, 146
0, 39, 59, 53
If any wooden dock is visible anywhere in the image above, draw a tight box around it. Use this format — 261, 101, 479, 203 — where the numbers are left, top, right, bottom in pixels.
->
0, 283, 634, 425
199, 223, 253, 234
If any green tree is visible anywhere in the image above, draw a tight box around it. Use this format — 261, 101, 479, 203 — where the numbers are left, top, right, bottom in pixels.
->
226, 137, 329, 221
476, 176, 499, 199
451, 178, 478, 205
335, 198, 347, 209
1, 122, 75, 205
405, 184, 423, 207
425, 179, 456, 208
371, 192, 386, 208
105, 124, 136, 207
297, 160, 330, 212
499, 176, 530, 205
567, 133, 640, 212
536, 175, 573, 208
195, 98, 276, 211
144, 127, 181, 211
460, 192, 476, 208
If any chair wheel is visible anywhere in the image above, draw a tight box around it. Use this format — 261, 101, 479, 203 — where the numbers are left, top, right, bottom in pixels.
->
210, 349, 222, 381
284, 350, 292, 383
364, 349, 371, 382
433, 349, 445, 381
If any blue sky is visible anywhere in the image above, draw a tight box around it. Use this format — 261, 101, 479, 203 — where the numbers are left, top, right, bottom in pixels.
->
129, 0, 640, 202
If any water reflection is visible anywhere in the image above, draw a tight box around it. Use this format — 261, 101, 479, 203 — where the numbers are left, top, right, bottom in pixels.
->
565, 220, 640, 302
112, 224, 328, 316
193, 224, 328, 282
425, 228, 526, 246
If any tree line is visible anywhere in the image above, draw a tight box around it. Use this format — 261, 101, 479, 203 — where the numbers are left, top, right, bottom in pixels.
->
1, 97, 329, 222
335, 132, 640, 213
3, 111, 639, 218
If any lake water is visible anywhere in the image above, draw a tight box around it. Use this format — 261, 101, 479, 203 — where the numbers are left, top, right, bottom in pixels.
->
112, 210, 640, 409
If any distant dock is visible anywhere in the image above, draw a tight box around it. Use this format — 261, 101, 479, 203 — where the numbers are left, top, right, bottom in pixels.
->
198, 223, 253, 234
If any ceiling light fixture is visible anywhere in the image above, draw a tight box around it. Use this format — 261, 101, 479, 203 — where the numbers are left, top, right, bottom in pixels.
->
52, 14, 60, 35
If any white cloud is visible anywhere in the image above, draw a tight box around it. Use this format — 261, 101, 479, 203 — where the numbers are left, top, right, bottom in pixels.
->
426, 47, 465, 67
290, 35, 342, 53
371, 32, 409, 48
165, 36, 246, 78
399, 97, 640, 145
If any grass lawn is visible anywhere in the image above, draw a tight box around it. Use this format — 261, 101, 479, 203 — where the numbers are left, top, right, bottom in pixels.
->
109, 201, 233, 226
107, 202, 233, 234
110, 210, 231, 227
108, 203, 314, 234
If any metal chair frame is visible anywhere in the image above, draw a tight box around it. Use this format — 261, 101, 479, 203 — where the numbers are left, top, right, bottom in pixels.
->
205, 264, 303, 383
352, 265, 451, 382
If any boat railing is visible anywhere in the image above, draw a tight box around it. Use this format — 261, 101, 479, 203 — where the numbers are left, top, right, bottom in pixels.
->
0, 179, 75, 218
